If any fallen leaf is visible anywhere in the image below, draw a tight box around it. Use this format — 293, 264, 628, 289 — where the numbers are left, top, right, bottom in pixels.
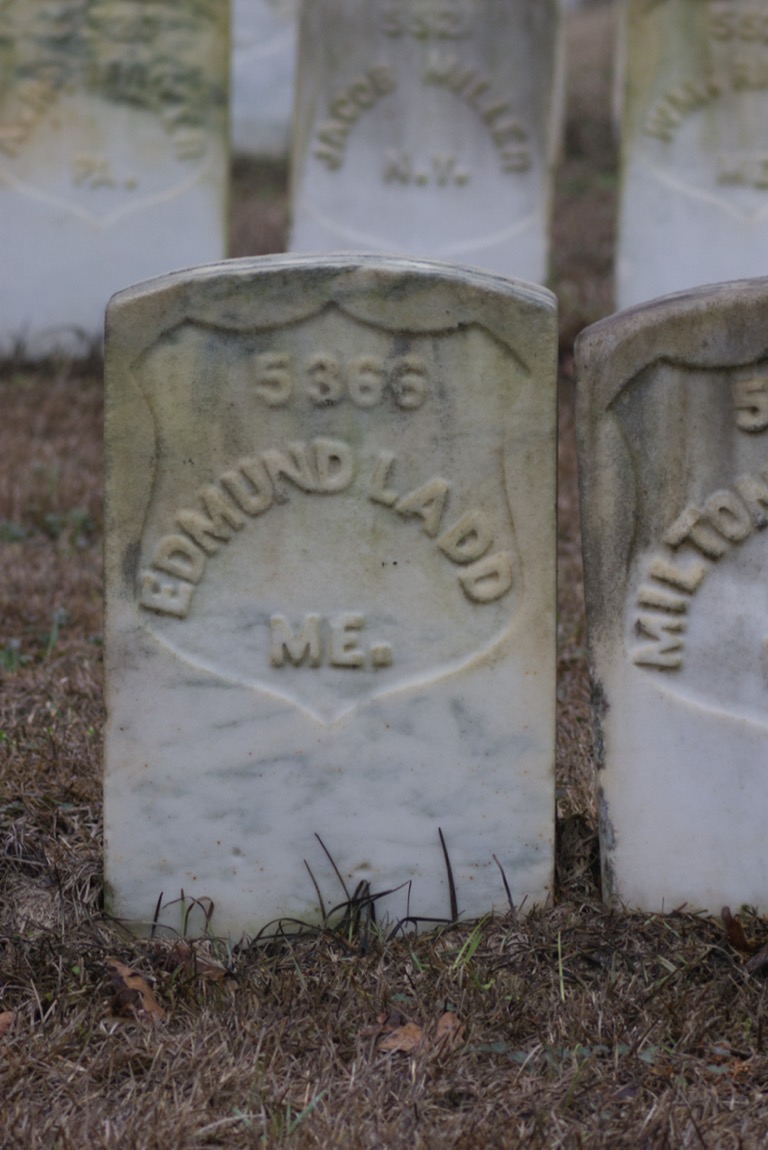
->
721, 906, 752, 954
435, 1011, 465, 1051
0, 1011, 16, 1039
375, 1011, 465, 1055
106, 957, 166, 1021
378, 1021, 424, 1053
163, 941, 230, 982
377, 1009, 407, 1030
745, 941, 768, 975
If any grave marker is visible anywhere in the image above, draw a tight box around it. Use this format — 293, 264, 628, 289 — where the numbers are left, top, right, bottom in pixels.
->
617, 0, 768, 309
0, 0, 228, 356
104, 254, 557, 937
231, 0, 297, 157
289, 0, 563, 284
577, 278, 768, 913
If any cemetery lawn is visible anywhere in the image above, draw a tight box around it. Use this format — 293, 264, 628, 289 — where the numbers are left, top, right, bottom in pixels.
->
3, 6, 768, 1146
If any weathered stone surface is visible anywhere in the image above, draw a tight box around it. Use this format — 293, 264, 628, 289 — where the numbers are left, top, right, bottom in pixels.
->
577, 278, 768, 913
231, 0, 297, 158
617, 0, 768, 309
0, 0, 228, 356
289, 0, 563, 284
104, 254, 557, 938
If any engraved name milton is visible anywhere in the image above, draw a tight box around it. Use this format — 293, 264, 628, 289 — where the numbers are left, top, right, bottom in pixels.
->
632, 374, 768, 671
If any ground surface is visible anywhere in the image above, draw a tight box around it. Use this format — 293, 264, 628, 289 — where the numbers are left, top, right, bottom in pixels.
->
4, 5, 768, 1147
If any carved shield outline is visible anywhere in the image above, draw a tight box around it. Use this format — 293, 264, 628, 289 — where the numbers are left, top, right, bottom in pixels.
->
129, 304, 527, 725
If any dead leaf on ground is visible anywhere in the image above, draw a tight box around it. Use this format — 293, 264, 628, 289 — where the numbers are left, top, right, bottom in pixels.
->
721, 906, 753, 955
161, 940, 230, 982
745, 941, 768, 975
435, 1011, 465, 1051
106, 957, 166, 1021
375, 1010, 465, 1055
0, 1011, 16, 1042
378, 1020, 424, 1053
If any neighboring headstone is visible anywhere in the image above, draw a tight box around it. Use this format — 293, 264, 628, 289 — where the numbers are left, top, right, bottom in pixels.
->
0, 1, 228, 356
577, 278, 768, 914
104, 254, 557, 937
231, 0, 298, 157
289, 0, 563, 284
617, 0, 768, 310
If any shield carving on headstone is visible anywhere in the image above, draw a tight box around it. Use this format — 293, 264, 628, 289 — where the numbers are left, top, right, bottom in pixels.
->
130, 300, 527, 723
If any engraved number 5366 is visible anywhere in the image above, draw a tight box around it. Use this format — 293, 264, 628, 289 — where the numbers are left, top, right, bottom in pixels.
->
251, 352, 428, 411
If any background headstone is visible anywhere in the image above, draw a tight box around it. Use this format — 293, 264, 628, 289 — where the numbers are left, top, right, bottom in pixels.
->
105, 254, 557, 937
231, 0, 298, 158
617, 0, 768, 310
289, 0, 563, 284
0, 0, 228, 356
577, 278, 768, 914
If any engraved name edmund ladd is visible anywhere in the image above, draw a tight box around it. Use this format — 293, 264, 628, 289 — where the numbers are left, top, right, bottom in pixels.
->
131, 301, 524, 725
0, 0, 223, 222
621, 362, 768, 727
638, 0, 768, 200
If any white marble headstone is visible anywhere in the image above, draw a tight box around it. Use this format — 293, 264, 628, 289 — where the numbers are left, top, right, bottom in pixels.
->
231, 0, 297, 157
0, 0, 228, 356
289, 0, 564, 284
104, 254, 557, 938
617, 0, 768, 310
577, 278, 768, 914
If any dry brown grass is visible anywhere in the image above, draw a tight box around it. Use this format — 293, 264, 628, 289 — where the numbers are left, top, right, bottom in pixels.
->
4, 5, 768, 1146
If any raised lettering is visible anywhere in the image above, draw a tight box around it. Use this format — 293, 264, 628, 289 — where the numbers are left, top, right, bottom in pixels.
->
312, 67, 395, 170
733, 376, 768, 431
313, 439, 355, 492
500, 149, 531, 173
383, 149, 412, 184
459, 550, 514, 603
632, 614, 685, 671
270, 615, 322, 668
636, 586, 689, 613
220, 458, 274, 516
152, 533, 206, 584
369, 452, 400, 507
263, 442, 317, 499
371, 643, 394, 668
395, 477, 450, 537
391, 357, 427, 409
252, 352, 293, 406
139, 571, 194, 618
664, 504, 729, 559
703, 488, 752, 542
735, 470, 768, 528
437, 509, 493, 564
422, 55, 531, 175
176, 485, 245, 555
646, 556, 706, 595
329, 614, 365, 667
306, 354, 344, 405
348, 357, 385, 407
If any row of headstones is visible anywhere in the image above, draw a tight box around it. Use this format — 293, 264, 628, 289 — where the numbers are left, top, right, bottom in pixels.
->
105, 254, 768, 938
3, 0, 768, 355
